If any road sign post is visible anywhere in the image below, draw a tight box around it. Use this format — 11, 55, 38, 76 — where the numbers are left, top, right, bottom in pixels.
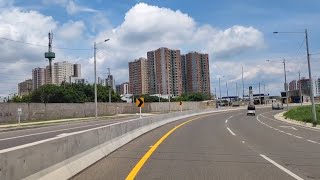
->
17, 108, 22, 125
136, 97, 144, 118
249, 86, 253, 106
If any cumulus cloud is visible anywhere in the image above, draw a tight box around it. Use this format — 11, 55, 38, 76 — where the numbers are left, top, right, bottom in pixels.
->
91, 3, 265, 85
0, 2, 267, 97
57, 20, 85, 40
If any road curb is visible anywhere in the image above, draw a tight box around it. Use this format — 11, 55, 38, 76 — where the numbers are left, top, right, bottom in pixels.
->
274, 112, 320, 130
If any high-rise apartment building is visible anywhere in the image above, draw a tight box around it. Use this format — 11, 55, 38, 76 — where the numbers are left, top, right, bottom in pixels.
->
147, 47, 182, 96
53, 61, 75, 85
129, 58, 148, 95
18, 79, 33, 96
120, 82, 130, 95
289, 80, 297, 91
106, 74, 116, 92
74, 64, 81, 78
181, 52, 210, 95
297, 77, 311, 95
315, 78, 320, 96
45, 65, 53, 84
32, 67, 46, 90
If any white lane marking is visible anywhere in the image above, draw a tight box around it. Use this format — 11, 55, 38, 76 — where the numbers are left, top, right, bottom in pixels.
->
294, 135, 302, 139
257, 114, 320, 145
307, 139, 318, 144
225, 119, 228, 123
260, 154, 304, 180
227, 127, 236, 136
0, 118, 141, 142
279, 126, 298, 131
56, 133, 70, 137
260, 113, 320, 133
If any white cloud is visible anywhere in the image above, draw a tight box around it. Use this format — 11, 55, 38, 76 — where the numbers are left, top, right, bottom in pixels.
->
57, 20, 85, 40
42, 0, 97, 15
91, 3, 265, 86
0, 3, 269, 97
66, 0, 98, 15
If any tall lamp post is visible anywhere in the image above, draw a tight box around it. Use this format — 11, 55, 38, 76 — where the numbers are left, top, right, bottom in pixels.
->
274, 29, 317, 125
94, 39, 110, 119
266, 59, 288, 111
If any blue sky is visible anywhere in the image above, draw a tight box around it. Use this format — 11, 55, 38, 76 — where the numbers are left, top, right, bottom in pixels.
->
0, 0, 320, 99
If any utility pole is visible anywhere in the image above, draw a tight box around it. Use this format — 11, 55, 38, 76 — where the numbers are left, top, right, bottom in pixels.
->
219, 77, 221, 102
242, 66, 245, 102
259, 82, 261, 105
158, 83, 161, 102
226, 81, 229, 106
305, 29, 317, 125
236, 82, 238, 97
283, 59, 289, 111
299, 71, 302, 106
167, 64, 171, 112
108, 68, 111, 103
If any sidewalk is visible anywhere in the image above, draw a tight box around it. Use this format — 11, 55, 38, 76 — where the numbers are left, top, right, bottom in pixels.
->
274, 111, 320, 130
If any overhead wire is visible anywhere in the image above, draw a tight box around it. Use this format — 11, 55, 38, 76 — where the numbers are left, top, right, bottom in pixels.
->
0, 37, 92, 51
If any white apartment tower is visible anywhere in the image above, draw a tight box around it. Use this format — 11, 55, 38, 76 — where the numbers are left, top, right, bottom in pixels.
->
52, 61, 81, 85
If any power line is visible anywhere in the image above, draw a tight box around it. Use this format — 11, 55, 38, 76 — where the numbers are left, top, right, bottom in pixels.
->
0, 37, 92, 51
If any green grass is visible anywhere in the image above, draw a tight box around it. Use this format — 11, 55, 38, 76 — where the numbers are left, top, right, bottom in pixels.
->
284, 105, 320, 125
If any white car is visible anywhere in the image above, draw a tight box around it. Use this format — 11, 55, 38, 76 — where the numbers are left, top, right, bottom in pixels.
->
272, 102, 283, 110
247, 105, 256, 116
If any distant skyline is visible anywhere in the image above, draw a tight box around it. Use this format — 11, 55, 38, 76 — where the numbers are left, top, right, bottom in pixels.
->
0, 0, 320, 98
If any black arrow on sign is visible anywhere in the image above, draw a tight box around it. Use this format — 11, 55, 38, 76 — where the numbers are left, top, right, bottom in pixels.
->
138, 98, 143, 107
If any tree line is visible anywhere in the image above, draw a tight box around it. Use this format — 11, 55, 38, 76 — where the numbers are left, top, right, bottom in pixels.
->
12, 83, 121, 103
12, 83, 211, 103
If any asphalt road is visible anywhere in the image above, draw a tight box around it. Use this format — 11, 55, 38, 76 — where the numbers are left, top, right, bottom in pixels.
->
0, 115, 140, 150
72, 108, 320, 180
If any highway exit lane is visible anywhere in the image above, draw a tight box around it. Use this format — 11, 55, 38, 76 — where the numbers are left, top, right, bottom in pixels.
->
72, 109, 313, 180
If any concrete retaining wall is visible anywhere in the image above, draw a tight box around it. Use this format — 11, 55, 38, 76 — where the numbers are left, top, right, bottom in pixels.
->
0, 108, 232, 180
0, 101, 211, 123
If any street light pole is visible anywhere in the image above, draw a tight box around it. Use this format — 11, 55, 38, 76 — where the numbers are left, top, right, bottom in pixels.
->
305, 29, 317, 125
283, 59, 289, 111
299, 71, 302, 106
108, 68, 111, 104
94, 42, 98, 119
94, 39, 110, 119
219, 77, 221, 101
226, 81, 229, 106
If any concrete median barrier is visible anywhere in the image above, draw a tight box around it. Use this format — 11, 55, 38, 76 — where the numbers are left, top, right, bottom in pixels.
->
0, 107, 243, 180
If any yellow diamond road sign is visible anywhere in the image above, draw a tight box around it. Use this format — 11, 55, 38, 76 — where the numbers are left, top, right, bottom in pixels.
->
136, 97, 144, 108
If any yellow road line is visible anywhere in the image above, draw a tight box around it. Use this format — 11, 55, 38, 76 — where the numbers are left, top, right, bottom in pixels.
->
125, 115, 209, 180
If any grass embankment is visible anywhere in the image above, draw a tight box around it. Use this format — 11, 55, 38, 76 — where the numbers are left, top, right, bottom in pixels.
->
284, 105, 320, 125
